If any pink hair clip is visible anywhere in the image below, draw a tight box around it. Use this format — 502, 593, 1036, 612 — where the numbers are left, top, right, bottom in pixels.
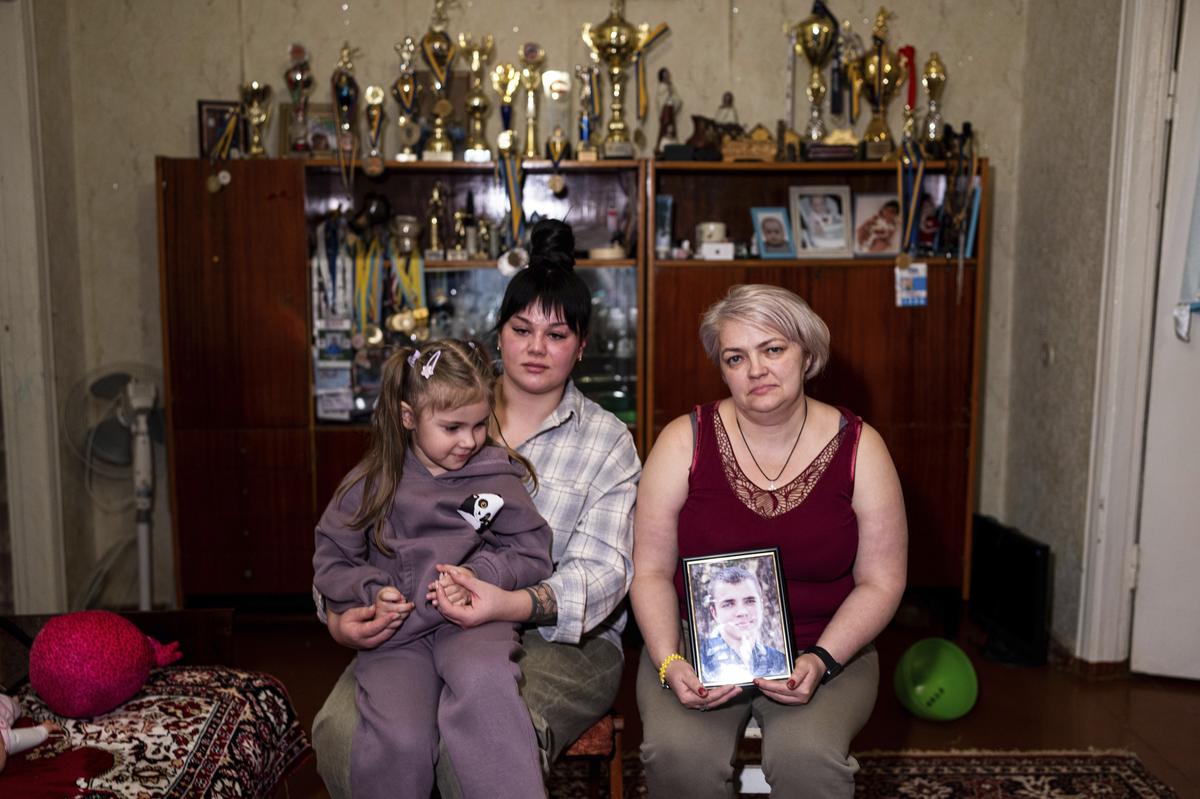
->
421, 350, 442, 379
407, 349, 422, 367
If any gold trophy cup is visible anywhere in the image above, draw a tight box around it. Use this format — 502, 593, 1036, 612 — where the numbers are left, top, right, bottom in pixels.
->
859, 7, 906, 160
519, 43, 546, 159
921, 52, 947, 157
241, 80, 272, 158
392, 38, 422, 162
792, 10, 836, 143
459, 33, 494, 163
583, 0, 664, 159
420, 1, 457, 161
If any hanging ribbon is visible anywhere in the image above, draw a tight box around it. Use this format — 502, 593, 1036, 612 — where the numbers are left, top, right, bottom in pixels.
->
212, 107, 241, 161
421, 34, 456, 93
900, 138, 925, 253
395, 243, 426, 311
497, 151, 525, 246
632, 23, 670, 121
586, 67, 601, 120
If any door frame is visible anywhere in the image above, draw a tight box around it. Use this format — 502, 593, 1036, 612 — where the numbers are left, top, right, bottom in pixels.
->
1078, 0, 1180, 663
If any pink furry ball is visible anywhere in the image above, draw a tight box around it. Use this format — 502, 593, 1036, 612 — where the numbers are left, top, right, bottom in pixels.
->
29, 610, 182, 719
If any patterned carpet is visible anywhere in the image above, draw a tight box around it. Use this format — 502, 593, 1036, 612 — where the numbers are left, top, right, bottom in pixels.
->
547, 749, 1179, 798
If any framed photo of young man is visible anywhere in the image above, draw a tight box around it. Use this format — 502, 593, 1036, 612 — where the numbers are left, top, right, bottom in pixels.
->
683, 548, 793, 687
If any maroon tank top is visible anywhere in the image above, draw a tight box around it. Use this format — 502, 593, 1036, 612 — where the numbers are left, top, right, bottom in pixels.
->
674, 401, 862, 649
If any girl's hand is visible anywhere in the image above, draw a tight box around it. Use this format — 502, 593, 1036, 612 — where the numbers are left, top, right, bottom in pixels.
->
430, 564, 526, 627
373, 586, 415, 625
754, 652, 824, 705
426, 565, 475, 607
326, 587, 413, 650
662, 658, 742, 711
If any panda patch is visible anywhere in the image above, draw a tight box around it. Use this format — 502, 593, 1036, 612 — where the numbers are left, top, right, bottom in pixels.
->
457, 493, 504, 532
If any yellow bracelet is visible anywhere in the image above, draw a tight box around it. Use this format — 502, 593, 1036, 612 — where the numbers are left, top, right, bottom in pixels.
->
658, 653, 684, 687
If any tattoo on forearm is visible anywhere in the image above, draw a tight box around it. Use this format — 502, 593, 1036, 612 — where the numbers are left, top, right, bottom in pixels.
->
524, 583, 558, 624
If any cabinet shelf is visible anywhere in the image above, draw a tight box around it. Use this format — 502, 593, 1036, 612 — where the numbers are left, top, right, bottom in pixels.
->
652, 256, 978, 269
427, 257, 637, 271
302, 158, 640, 173
651, 159, 957, 173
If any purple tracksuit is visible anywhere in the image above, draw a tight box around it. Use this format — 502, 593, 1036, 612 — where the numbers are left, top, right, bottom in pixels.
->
313, 445, 553, 799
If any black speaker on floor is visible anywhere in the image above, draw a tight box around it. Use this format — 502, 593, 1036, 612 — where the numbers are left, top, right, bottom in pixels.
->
969, 514, 1051, 665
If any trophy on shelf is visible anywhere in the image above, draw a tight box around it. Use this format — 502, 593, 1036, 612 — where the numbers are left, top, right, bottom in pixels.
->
519, 43, 546, 159
392, 38, 422, 162
420, 0, 457, 161
363, 85, 387, 175
859, 7, 906, 160
921, 52, 947, 158
491, 62, 521, 149
582, 0, 668, 159
458, 33, 494, 162
425, 180, 448, 260
284, 43, 314, 156
897, 45, 917, 150
331, 43, 361, 158
574, 60, 601, 160
791, 2, 837, 144
241, 80, 272, 158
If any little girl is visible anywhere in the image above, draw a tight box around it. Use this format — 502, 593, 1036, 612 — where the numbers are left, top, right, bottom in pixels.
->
313, 339, 553, 799
1, 695, 61, 771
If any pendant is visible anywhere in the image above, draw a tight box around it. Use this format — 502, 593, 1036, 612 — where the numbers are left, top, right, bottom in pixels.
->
768, 481, 776, 491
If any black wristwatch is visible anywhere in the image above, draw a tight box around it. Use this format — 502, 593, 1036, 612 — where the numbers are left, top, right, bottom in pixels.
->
802, 645, 843, 684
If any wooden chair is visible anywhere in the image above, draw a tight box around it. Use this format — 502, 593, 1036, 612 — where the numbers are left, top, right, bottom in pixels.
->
559, 712, 624, 799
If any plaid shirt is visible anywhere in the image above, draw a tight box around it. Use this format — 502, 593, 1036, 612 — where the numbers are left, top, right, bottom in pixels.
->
315, 382, 640, 652
519, 381, 640, 651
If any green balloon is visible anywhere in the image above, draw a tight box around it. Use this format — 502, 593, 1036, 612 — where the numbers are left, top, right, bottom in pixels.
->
893, 637, 979, 721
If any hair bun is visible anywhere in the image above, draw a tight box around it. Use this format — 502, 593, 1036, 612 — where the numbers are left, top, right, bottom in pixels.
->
528, 218, 576, 271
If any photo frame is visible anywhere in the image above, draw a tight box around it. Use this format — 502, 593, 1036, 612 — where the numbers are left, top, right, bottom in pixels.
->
853, 192, 902, 256
278, 102, 339, 158
789, 185, 852, 258
913, 174, 948, 255
197, 100, 245, 159
750, 207, 797, 259
683, 548, 793, 688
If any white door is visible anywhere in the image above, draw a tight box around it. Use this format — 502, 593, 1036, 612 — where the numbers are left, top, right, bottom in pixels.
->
1130, 0, 1200, 679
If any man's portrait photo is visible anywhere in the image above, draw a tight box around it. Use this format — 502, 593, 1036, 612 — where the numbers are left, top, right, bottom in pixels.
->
683, 549, 793, 687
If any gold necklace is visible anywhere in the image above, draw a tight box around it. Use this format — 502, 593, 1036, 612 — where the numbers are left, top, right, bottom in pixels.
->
734, 396, 808, 491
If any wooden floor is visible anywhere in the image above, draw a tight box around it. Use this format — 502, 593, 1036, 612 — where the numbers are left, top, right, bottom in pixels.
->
231, 607, 1200, 798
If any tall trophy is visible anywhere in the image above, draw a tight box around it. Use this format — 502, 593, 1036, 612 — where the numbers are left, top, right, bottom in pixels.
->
792, 2, 837, 144
425, 180, 448, 260
519, 43, 546, 159
391, 38, 422, 162
241, 80, 272, 158
331, 43, 361, 158
574, 60, 601, 160
458, 33, 494, 162
491, 63, 521, 142
859, 8, 906, 160
363, 85, 386, 175
582, 0, 668, 159
420, 1, 457, 161
284, 43, 314, 156
921, 52, 947, 157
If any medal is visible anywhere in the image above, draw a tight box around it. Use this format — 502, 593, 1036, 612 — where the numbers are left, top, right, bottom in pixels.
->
206, 174, 221, 194
364, 323, 384, 347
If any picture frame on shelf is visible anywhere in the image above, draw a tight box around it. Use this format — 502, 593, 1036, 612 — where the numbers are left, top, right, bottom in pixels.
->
278, 102, 339, 158
750, 206, 796, 259
682, 548, 793, 688
853, 192, 902, 256
197, 100, 245, 159
790, 185, 852, 258
913, 174, 948, 255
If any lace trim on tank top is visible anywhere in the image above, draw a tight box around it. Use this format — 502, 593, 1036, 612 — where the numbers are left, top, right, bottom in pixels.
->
713, 409, 848, 519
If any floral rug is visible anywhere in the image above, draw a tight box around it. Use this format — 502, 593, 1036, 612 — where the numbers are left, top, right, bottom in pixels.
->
547, 749, 1179, 798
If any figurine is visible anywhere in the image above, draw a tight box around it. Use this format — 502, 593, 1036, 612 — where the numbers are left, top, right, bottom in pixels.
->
655, 67, 682, 155
714, 91, 739, 126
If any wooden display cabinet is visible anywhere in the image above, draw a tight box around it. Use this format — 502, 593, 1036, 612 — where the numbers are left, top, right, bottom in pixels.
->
645, 160, 989, 592
156, 157, 645, 607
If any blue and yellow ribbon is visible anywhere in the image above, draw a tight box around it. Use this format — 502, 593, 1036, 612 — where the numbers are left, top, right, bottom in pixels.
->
212, 107, 241, 161
421, 34, 456, 93
497, 151, 525, 246
899, 138, 925, 253
632, 23, 670, 121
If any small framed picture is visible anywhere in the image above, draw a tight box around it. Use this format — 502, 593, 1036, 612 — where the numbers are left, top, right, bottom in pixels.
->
790, 185, 852, 258
683, 548, 794, 688
197, 100, 245, 159
914, 174, 948, 255
278, 102, 339, 158
853, 192, 902, 256
750, 207, 797, 259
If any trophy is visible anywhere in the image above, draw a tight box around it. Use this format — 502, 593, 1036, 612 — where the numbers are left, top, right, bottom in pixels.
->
240, 80, 272, 158
897, 45, 917, 149
420, 1, 457, 161
582, 1, 668, 159
921, 52, 947, 157
363, 85, 386, 175
574, 60, 601, 160
859, 8, 906, 160
391, 38, 422, 162
458, 33, 494, 162
284, 43, 314, 156
519, 43, 546, 159
425, 180, 448, 260
792, 2, 837, 143
331, 43, 361, 158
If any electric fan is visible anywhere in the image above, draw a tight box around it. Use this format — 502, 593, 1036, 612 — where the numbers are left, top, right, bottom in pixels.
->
60, 364, 165, 610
